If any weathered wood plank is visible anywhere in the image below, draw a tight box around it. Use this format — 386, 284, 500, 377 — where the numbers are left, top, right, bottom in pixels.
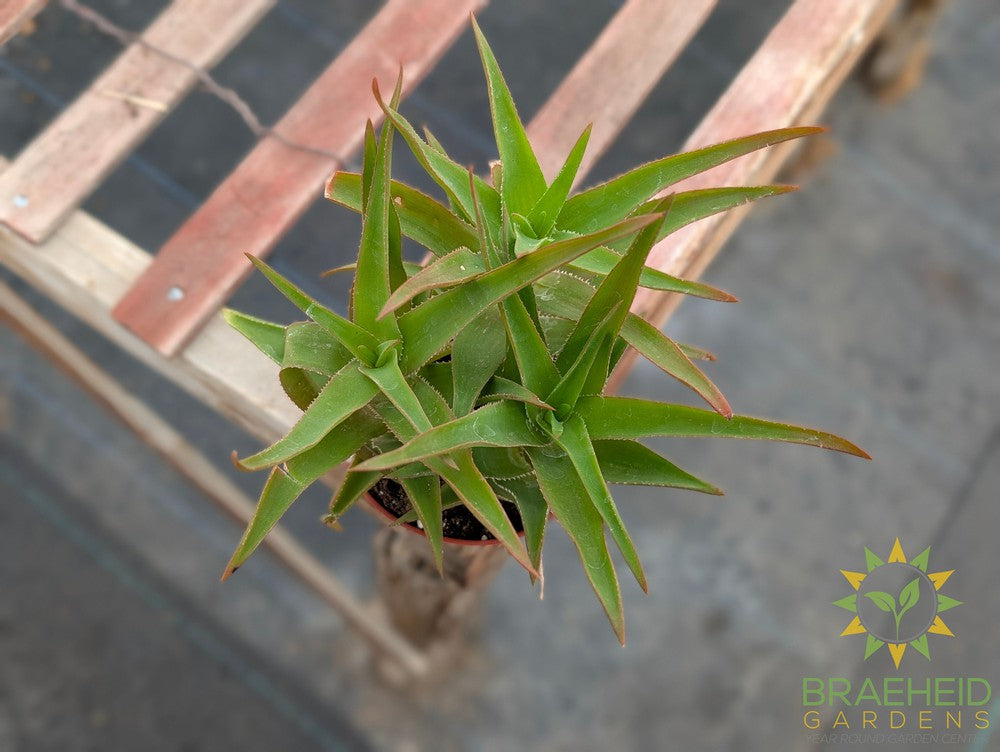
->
527, 0, 716, 182
113, 0, 485, 356
612, 0, 898, 390
0, 156, 298, 442
0, 0, 46, 45
0, 0, 276, 242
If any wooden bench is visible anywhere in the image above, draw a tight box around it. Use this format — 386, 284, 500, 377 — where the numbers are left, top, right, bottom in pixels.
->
1, 0, 929, 679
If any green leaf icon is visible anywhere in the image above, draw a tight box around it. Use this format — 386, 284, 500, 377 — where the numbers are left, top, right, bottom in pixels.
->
865, 591, 897, 613
898, 576, 920, 617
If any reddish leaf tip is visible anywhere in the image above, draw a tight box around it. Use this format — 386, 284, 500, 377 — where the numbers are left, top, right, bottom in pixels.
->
229, 449, 251, 473
220, 564, 238, 582
321, 514, 343, 532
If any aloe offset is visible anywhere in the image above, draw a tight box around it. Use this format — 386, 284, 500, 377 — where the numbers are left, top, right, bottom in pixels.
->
223, 21, 868, 642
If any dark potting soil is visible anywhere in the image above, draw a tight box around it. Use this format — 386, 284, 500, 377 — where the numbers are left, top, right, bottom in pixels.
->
369, 477, 523, 542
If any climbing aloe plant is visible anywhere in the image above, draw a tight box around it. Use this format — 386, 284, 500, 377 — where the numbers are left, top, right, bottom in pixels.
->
224, 20, 868, 642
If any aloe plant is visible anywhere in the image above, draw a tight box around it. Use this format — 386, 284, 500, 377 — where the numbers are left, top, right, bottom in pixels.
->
223, 20, 868, 642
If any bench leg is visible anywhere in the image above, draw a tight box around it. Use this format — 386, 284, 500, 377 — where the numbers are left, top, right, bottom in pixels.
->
862, 0, 947, 103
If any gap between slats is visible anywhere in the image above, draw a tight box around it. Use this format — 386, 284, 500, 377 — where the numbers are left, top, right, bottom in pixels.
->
0, 0, 277, 242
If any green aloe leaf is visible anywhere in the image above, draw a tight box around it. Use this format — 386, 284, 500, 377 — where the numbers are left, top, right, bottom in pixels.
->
326, 172, 478, 256
422, 125, 449, 156
398, 474, 444, 572
278, 368, 325, 410
478, 376, 554, 410
364, 361, 534, 574
356, 401, 544, 472
285, 408, 384, 485
282, 322, 352, 375
223, 309, 285, 364
489, 475, 548, 579
469, 167, 504, 270
593, 440, 722, 494
361, 119, 377, 209
604, 185, 796, 253
377, 95, 500, 230
547, 307, 619, 417
556, 127, 821, 234
382, 386, 532, 571
246, 255, 378, 364
380, 247, 484, 317
535, 271, 731, 415
472, 17, 547, 216
556, 415, 646, 591
556, 197, 672, 385
352, 78, 402, 340
677, 342, 716, 362
577, 397, 871, 458
452, 306, 508, 416
617, 315, 732, 417
434, 451, 535, 574
397, 213, 661, 371
360, 349, 433, 434
568, 247, 736, 301
328, 464, 382, 519
416, 364, 454, 406
223, 466, 305, 579
235, 362, 378, 471
527, 124, 592, 236
501, 291, 560, 396
528, 446, 625, 643
473, 445, 533, 479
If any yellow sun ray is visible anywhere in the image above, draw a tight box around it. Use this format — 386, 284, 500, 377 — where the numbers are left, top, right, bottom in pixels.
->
840, 570, 867, 590
888, 643, 907, 668
927, 615, 955, 637
887, 538, 907, 563
929, 570, 954, 590
841, 616, 867, 636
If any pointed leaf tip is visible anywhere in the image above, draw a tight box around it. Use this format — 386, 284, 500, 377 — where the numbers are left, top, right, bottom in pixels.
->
230, 449, 250, 472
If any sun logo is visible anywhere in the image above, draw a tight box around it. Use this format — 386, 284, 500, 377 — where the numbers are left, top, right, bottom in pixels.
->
835, 538, 962, 669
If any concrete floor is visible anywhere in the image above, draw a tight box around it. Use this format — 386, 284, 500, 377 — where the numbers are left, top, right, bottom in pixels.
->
1, 0, 998, 750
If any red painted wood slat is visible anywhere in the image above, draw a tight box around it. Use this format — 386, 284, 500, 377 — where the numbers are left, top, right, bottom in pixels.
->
113, 0, 485, 356
632, 0, 898, 324
0, 0, 277, 241
0, 0, 46, 46
527, 0, 716, 183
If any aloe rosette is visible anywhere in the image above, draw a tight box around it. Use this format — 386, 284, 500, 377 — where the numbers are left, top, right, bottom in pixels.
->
224, 21, 868, 642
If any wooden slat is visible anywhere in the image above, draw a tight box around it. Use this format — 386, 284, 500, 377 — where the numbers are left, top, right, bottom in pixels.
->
0, 157, 298, 443
113, 0, 485, 357
612, 0, 898, 390
0, 0, 276, 242
0, 0, 46, 45
0, 278, 429, 680
527, 0, 716, 182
